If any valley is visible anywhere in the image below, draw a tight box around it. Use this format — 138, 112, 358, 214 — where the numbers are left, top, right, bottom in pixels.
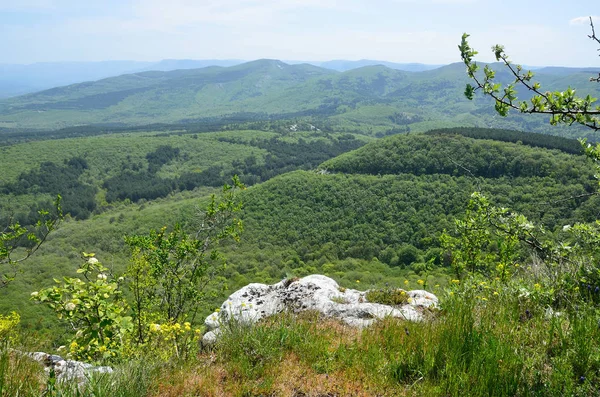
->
2, 56, 600, 396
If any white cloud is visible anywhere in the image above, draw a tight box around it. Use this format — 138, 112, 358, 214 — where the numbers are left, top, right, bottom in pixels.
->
569, 15, 599, 25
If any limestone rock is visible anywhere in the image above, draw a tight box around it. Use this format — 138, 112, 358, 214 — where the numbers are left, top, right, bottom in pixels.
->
203, 274, 438, 344
27, 351, 113, 384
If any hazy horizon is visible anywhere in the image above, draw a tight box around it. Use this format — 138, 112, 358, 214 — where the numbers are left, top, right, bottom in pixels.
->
1, 1, 598, 67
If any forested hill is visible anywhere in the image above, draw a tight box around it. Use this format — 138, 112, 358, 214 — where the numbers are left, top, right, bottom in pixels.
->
225, 131, 600, 288
3, 128, 600, 329
321, 129, 589, 180
1, 60, 599, 138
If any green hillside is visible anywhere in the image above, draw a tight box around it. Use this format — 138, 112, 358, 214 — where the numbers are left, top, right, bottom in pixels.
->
0, 127, 369, 223
3, 128, 599, 335
1, 61, 598, 138
234, 132, 598, 276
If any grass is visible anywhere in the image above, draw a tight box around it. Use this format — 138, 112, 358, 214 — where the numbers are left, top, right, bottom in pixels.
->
3, 285, 598, 397
365, 288, 409, 305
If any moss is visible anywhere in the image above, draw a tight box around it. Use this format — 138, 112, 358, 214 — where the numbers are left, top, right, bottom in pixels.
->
365, 288, 409, 306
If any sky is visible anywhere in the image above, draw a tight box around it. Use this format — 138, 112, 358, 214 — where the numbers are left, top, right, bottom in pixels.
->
0, 0, 599, 67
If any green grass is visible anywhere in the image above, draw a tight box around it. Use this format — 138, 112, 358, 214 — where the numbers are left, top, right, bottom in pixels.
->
4, 283, 597, 396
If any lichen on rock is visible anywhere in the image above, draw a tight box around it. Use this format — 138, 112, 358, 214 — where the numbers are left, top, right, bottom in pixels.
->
203, 274, 438, 344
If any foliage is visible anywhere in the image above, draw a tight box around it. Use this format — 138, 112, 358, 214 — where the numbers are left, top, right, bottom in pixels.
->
3, 130, 600, 334
31, 254, 133, 362
0, 312, 19, 342
1, 157, 95, 220
28, 177, 244, 364
424, 127, 583, 154
145, 145, 180, 174
441, 192, 524, 280
441, 189, 600, 312
0, 195, 61, 287
322, 132, 593, 181
459, 21, 600, 131
144, 321, 202, 361
124, 177, 244, 345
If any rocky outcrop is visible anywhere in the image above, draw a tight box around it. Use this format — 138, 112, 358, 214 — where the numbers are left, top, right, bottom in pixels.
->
203, 275, 438, 344
26, 351, 112, 384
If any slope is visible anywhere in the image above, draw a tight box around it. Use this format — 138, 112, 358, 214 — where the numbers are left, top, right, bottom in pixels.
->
2, 128, 599, 333
1, 61, 599, 138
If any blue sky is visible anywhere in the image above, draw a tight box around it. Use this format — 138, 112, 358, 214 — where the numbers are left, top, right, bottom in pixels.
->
1, 0, 598, 66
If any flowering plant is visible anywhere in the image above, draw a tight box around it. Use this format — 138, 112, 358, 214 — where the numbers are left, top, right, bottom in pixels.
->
32, 253, 132, 363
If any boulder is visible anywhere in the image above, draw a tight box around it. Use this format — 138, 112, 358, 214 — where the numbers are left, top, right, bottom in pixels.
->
27, 351, 113, 384
203, 274, 438, 344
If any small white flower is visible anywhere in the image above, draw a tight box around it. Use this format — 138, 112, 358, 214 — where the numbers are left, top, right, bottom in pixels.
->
30, 291, 38, 297
88, 257, 99, 264
563, 224, 572, 232
65, 302, 76, 311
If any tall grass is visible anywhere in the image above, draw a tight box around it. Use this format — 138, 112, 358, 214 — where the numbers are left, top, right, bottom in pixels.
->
207, 291, 600, 396
0, 340, 45, 396
2, 290, 600, 396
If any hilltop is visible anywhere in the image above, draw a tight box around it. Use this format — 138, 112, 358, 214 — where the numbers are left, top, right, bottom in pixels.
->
0, 59, 444, 98
1, 61, 599, 139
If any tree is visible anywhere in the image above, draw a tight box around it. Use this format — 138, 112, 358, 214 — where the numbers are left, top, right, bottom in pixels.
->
125, 177, 245, 344
0, 196, 62, 288
459, 17, 600, 131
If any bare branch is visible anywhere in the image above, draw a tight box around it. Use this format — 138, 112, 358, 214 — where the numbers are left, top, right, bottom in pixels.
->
589, 16, 600, 46
590, 17, 600, 83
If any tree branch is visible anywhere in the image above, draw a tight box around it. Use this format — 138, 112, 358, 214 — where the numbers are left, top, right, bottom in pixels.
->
459, 31, 600, 131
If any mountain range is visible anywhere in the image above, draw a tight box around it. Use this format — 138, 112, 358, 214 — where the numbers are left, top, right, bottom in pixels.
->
0, 59, 442, 99
1, 59, 599, 138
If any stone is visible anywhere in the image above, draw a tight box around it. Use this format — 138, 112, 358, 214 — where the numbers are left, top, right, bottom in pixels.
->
26, 351, 113, 384
203, 274, 438, 344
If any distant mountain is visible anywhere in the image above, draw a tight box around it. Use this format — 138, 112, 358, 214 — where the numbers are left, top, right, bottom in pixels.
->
131, 59, 244, 73
535, 66, 600, 76
309, 60, 443, 72
0, 58, 436, 98
1, 59, 598, 138
0, 61, 152, 98
0, 59, 247, 98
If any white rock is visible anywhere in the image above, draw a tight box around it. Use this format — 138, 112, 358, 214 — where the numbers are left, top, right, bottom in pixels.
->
203, 274, 438, 344
25, 352, 112, 384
